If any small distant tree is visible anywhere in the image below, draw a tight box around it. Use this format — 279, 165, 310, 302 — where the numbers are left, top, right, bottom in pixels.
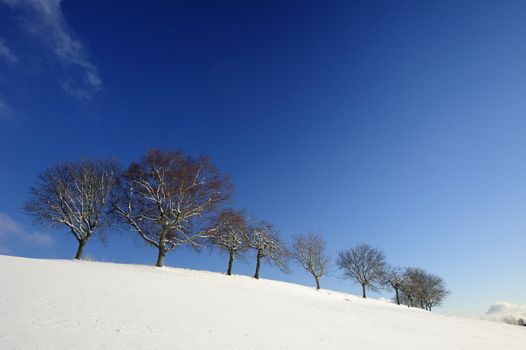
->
247, 220, 289, 279
400, 267, 449, 311
383, 266, 405, 305
24, 159, 118, 259
208, 209, 249, 275
337, 244, 387, 298
422, 273, 449, 311
113, 150, 232, 267
400, 267, 425, 308
291, 232, 330, 290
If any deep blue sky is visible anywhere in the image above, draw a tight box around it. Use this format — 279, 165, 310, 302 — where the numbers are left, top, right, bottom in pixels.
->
1, 0, 525, 314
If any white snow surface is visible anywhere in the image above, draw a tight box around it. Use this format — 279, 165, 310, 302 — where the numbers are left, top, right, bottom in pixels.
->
0, 255, 524, 350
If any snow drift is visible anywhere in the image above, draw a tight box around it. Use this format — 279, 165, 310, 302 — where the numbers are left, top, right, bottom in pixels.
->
0, 255, 524, 349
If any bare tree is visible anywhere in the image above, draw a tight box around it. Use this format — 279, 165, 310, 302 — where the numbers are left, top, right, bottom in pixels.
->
400, 267, 424, 308
422, 273, 449, 311
24, 159, 118, 259
113, 150, 232, 267
208, 209, 249, 275
400, 267, 449, 311
291, 232, 330, 290
383, 265, 405, 305
336, 244, 386, 298
247, 220, 289, 279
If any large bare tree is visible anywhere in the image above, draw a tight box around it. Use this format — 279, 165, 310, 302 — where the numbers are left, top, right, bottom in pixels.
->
291, 232, 330, 290
336, 244, 386, 298
24, 159, 118, 259
208, 209, 249, 275
247, 220, 289, 279
113, 150, 232, 267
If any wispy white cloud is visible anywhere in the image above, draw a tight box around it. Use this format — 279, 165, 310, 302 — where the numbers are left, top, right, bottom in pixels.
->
0, 97, 15, 122
0, 39, 17, 65
32, 232, 54, 247
0, 212, 22, 253
0, 0, 102, 100
0, 212, 24, 236
0, 212, 54, 253
484, 301, 526, 325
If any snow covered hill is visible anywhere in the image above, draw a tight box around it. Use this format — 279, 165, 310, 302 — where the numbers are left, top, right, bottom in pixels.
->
0, 255, 524, 350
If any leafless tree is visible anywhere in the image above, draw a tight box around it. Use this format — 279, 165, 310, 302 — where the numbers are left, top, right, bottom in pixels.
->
400, 267, 424, 308
421, 273, 449, 311
112, 150, 232, 267
247, 220, 289, 279
336, 244, 386, 298
24, 159, 118, 259
291, 232, 330, 290
208, 209, 249, 275
383, 265, 405, 305
400, 267, 449, 311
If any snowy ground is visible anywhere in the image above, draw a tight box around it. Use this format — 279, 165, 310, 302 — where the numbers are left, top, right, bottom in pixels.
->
0, 255, 524, 349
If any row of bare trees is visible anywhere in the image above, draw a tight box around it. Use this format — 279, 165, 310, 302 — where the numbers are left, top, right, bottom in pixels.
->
337, 244, 450, 310
23, 149, 289, 279
23, 149, 449, 309
208, 210, 288, 278
24, 150, 231, 265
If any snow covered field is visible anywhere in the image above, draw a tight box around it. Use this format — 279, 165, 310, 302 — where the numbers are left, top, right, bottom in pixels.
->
0, 255, 524, 350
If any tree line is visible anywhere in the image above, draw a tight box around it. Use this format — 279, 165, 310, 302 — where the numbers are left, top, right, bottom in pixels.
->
23, 149, 449, 310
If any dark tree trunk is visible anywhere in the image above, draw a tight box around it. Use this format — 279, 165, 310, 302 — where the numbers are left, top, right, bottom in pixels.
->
74, 239, 87, 260
253, 251, 262, 279
227, 251, 234, 275
156, 246, 166, 267
315, 276, 320, 290
395, 288, 400, 305
420, 300, 424, 309
361, 284, 367, 298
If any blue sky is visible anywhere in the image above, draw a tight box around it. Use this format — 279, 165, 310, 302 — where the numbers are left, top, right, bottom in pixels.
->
1, 0, 525, 315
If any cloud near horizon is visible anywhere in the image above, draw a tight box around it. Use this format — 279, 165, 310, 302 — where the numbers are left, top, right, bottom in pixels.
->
484, 301, 526, 325
0, 0, 102, 100
0, 212, 54, 254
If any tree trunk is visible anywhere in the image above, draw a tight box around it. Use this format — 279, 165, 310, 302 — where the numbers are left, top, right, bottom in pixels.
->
253, 251, 262, 279
361, 284, 367, 298
315, 276, 320, 290
420, 300, 424, 309
395, 288, 400, 305
227, 251, 234, 275
156, 246, 166, 267
74, 239, 87, 260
